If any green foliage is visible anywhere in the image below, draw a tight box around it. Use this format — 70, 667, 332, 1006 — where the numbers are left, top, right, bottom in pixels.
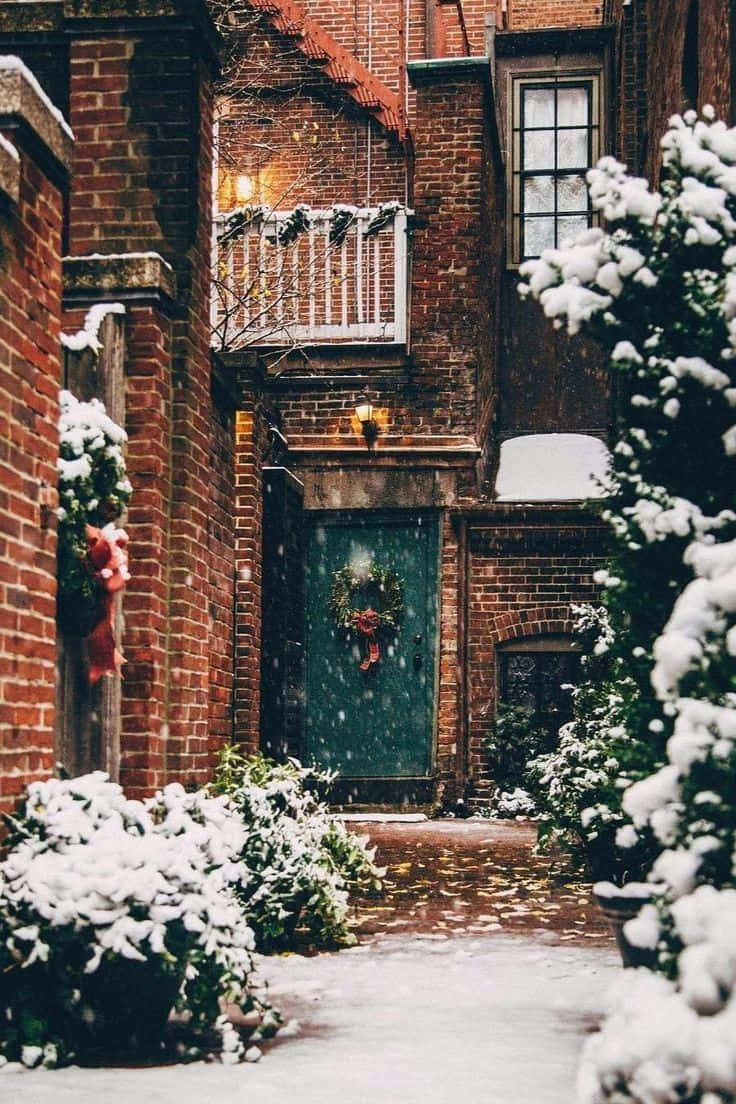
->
57, 392, 132, 635
211, 747, 383, 952
330, 561, 404, 631
523, 110, 736, 1101
487, 704, 555, 790
0, 774, 259, 1068
527, 606, 658, 881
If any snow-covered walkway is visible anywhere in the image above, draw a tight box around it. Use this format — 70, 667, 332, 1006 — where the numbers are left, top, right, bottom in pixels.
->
3, 932, 618, 1104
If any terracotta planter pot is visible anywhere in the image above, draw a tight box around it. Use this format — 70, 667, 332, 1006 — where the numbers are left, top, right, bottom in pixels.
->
593, 885, 657, 969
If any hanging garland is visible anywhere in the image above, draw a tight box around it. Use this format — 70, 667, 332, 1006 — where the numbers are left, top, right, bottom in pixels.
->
330, 562, 404, 670
57, 390, 132, 680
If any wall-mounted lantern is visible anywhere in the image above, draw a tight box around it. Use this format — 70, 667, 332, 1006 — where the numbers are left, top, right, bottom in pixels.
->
355, 395, 379, 450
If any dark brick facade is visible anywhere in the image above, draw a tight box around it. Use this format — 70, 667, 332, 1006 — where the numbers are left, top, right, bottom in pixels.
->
0, 60, 71, 814
0, 0, 733, 809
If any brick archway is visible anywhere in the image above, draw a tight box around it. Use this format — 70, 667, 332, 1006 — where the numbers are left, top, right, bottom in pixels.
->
488, 605, 575, 646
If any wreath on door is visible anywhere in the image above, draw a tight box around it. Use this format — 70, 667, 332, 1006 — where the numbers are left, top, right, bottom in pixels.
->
330, 562, 404, 670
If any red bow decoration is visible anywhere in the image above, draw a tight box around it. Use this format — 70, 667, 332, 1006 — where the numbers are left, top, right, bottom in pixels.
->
351, 607, 381, 670
85, 523, 130, 684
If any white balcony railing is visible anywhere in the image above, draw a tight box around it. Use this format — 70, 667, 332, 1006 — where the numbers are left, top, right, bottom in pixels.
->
211, 204, 409, 349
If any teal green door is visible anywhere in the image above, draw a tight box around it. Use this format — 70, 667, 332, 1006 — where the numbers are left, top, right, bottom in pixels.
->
304, 514, 438, 778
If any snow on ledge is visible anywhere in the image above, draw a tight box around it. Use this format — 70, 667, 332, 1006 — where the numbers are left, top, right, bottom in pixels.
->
0, 55, 74, 140
494, 433, 610, 503
64, 251, 174, 270
0, 133, 19, 162
61, 302, 125, 354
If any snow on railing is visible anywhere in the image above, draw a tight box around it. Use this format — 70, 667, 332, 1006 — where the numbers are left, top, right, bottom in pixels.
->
211, 204, 409, 349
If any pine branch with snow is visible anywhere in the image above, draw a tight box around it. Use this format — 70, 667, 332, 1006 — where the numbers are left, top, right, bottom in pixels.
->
522, 108, 736, 1103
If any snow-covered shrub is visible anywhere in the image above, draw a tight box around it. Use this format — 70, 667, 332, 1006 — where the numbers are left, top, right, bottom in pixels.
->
0, 773, 261, 1067
211, 748, 383, 951
529, 606, 656, 881
580, 891, 736, 1103
57, 390, 132, 634
486, 704, 559, 818
491, 787, 538, 819
522, 106, 736, 1103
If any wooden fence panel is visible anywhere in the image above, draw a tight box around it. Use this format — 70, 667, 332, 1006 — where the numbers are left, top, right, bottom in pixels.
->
56, 311, 126, 779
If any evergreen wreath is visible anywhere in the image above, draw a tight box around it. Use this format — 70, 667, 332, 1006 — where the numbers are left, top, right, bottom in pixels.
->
330, 562, 404, 632
57, 390, 132, 636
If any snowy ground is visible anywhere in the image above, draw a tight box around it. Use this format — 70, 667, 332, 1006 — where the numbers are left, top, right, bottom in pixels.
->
3, 933, 618, 1104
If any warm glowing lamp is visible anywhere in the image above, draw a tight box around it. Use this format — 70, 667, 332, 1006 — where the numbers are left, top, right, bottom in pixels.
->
355, 395, 378, 450
235, 174, 256, 204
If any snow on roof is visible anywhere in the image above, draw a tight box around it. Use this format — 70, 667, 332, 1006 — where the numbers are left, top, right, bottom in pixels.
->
494, 433, 610, 503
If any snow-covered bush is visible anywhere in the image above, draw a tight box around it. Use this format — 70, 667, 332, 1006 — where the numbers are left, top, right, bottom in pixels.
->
491, 787, 538, 819
211, 748, 383, 951
529, 605, 656, 881
0, 774, 261, 1067
486, 704, 559, 818
522, 107, 736, 1103
57, 390, 132, 634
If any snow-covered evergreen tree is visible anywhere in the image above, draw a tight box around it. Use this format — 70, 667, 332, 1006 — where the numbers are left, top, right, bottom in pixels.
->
521, 108, 736, 1102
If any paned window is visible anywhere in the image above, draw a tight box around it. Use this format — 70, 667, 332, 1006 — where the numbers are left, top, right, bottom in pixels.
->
498, 648, 579, 732
510, 74, 601, 263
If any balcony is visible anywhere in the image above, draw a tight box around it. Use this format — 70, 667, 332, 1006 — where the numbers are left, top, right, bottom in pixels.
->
211, 203, 409, 350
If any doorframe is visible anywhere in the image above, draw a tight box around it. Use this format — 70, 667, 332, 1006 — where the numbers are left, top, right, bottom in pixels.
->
303, 507, 443, 796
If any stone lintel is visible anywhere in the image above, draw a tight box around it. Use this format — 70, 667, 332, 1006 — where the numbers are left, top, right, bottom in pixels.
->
0, 1, 220, 72
63, 252, 177, 314
0, 4, 64, 34
0, 56, 72, 185
62, 0, 220, 72
301, 468, 458, 510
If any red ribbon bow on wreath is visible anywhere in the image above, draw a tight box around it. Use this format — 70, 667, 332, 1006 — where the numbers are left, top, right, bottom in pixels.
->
350, 607, 381, 670
85, 523, 130, 684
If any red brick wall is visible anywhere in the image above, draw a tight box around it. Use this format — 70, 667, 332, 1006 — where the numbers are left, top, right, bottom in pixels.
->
609, 0, 649, 172
208, 382, 236, 755
165, 60, 218, 787
608, 0, 733, 182
217, 20, 407, 213
644, 0, 732, 182
0, 126, 66, 814
410, 67, 492, 439
466, 521, 605, 795
118, 303, 173, 798
62, 15, 222, 793
509, 0, 601, 29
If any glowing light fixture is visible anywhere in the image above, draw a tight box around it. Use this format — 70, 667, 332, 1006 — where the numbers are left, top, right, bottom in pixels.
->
355, 395, 378, 450
235, 173, 256, 204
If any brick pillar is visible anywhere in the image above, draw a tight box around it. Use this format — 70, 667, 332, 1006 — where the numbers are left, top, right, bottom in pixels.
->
63, 254, 176, 798
57, 1, 220, 788
0, 58, 72, 814
407, 57, 494, 445
0, 3, 229, 796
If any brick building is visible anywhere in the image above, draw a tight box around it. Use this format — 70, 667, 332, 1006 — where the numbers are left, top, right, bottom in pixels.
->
0, 0, 733, 812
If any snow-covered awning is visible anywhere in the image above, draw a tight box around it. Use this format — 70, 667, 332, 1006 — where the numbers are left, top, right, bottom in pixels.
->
494, 433, 610, 502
